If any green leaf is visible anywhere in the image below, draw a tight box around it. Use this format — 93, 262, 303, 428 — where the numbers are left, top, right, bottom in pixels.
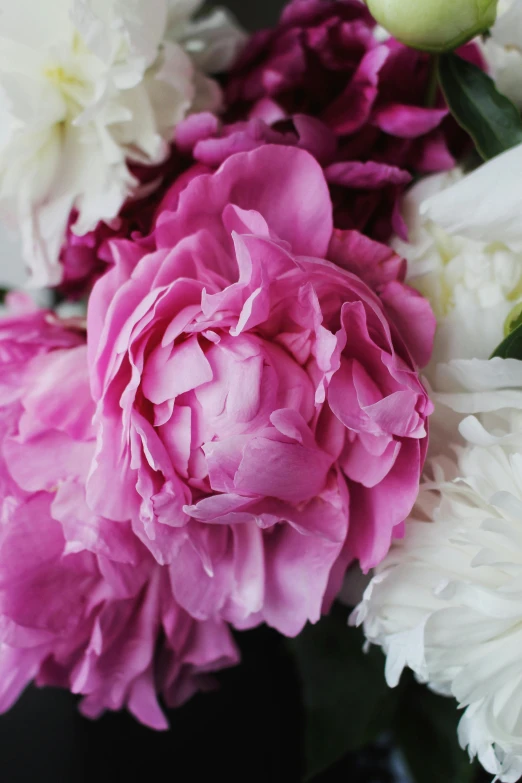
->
504, 303, 522, 338
395, 675, 476, 783
287, 604, 396, 781
438, 53, 522, 160
491, 313, 522, 359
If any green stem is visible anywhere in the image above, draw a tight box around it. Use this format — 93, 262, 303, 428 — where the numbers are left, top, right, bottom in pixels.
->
425, 54, 440, 108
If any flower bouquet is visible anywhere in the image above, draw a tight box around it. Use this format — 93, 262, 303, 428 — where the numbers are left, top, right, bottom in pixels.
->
0, 0, 521, 780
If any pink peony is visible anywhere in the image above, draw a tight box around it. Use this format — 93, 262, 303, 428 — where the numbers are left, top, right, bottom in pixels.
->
86, 145, 434, 637
225, 0, 483, 241
0, 309, 238, 727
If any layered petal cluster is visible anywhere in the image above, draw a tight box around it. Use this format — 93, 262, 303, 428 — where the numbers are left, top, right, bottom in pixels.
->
393, 166, 522, 383
0, 0, 245, 287
381, 142, 522, 459
355, 363, 522, 782
86, 145, 434, 638
0, 305, 238, 727
225, 0, 482, 242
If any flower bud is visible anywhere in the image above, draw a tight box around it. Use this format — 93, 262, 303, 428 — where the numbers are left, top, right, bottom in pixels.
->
366, 0, 499, 52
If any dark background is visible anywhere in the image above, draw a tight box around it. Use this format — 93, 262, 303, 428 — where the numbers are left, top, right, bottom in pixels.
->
2, 624, 413, 783
221, 0, 285, 30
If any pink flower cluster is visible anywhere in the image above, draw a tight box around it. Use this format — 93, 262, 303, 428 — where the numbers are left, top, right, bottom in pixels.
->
225, 0, 481, 239
87, 145, 433, 634
0, 305, 238, 727
0, 0, 439, 728
0, 145, 433, 723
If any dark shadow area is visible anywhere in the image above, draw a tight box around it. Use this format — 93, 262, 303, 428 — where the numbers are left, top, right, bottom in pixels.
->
208, 0, 285, 30
0, 627, 302, 783
0, 626, 448, 783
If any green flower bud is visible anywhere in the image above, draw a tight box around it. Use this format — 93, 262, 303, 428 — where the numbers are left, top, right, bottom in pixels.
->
366, 0, 499, 53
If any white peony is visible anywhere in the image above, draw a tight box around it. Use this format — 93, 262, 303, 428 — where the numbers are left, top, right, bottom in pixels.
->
353, 356, 522, 781
355, 457, 522, 780
394, 166, 522, 386
0, 0, 245, 287
420, 143, 522, 254
356, 136, 522, 782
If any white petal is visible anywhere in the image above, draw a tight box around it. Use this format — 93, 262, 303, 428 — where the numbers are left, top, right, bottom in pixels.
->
0, 0, 223, 286
114, 0, 168, 67
23, 192, 75, 288
436, 358, 522, 394
0, 223, 26, 288
421, 143, 522, 252
181, 8, 247, 73
492, 0, 522, 47
167, 0, 205, 35
357, 440, 522, 782
0, 0, 72, 49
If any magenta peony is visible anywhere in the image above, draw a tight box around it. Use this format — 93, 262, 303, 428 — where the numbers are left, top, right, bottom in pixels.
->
0, 307, 238, 727
86, 145, 434, 637
225, 0, 482, 241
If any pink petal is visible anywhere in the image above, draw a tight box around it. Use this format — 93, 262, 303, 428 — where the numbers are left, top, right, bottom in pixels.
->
372, 105, 448, 139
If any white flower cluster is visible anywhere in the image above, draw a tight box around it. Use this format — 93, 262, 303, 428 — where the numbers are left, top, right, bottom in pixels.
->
393, 171, 522, 382
0, 0, 244, 286
356, 358, 522, 781
356, 136, 522, 778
